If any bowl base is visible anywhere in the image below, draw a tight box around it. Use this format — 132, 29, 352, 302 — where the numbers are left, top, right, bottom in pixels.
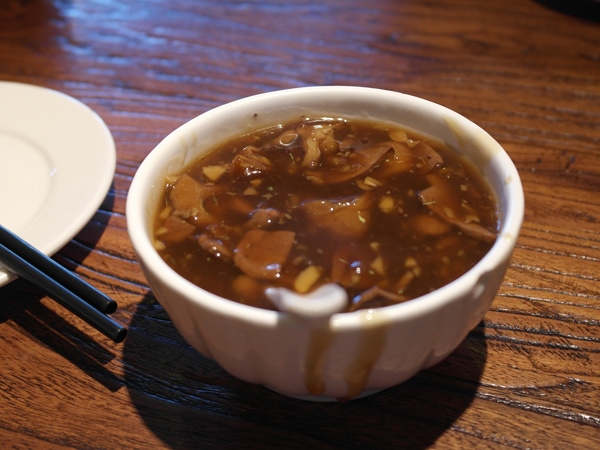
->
264, 385, 386, 402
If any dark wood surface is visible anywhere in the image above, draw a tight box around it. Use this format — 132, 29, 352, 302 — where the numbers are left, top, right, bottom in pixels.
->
1, 0, 599, 448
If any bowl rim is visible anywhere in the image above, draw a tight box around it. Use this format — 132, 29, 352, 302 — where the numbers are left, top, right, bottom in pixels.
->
127, 85, 524, 328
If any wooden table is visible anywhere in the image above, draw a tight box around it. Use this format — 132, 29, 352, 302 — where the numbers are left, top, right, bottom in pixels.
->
1, 0, 599, 448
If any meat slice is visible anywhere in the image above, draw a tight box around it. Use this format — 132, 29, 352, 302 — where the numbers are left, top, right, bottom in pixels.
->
330, 244, 379, 290
406, 141, 444, 173
376, 140, 443, 178
155, 215, 195, 243
301, 194, 372, 239
233, 229, 296, 280
197, 234, 233, 260
245, 208, 286, 229
169, 174, 220, 225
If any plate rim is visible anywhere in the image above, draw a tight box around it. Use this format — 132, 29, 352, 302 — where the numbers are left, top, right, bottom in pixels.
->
0, 81, 116, 287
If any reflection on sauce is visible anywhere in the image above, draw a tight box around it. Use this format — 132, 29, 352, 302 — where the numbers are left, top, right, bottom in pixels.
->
304, 309, 390, 399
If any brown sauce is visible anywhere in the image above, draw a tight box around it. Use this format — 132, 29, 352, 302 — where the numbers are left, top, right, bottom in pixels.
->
153, 117, 499, 312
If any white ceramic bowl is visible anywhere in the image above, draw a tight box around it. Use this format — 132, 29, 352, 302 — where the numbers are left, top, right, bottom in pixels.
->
127, 86, 524, 401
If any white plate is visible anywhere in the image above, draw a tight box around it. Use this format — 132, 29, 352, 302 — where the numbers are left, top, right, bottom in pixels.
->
0, 81, 116, 287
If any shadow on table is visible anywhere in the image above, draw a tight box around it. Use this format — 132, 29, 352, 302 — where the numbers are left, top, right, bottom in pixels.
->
123, 295, 488, 449
535, 0, 600, 22
0, 189, 120, 391
0, 279, 125, 392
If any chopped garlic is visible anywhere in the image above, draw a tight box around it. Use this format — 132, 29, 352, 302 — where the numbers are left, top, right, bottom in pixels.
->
355, 180, 368, 190
153, 240, 166, 251
371, 255, 386, 276
464, 214, 480, 224
158, 206, 172, 220
389, 128, 408, 142
293, 265, 322, 293
405, 256, 418, 268
443, 207, 456, 219
155, 226, 168, 236
202, 164, 228, 182
243, 187, 259, 195
379, 196, 394, 213
363, 176, 381, 188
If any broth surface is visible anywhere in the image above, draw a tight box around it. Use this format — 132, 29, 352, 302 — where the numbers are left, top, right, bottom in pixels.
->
153, 117, 498, 312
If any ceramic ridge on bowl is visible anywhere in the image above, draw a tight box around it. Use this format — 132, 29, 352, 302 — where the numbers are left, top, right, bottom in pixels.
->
126, 86, 524, 401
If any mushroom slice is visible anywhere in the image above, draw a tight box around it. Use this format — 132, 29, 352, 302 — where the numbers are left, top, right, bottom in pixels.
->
305, 142, 394, 185
418, 174, 497, 243
297, 122, 338, 168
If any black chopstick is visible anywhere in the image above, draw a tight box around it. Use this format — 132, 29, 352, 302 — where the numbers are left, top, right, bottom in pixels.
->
0, 225, 117, 314
0, 227, 127, 343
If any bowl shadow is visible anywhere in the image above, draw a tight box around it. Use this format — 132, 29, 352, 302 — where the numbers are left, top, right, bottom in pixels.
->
535, 0, 600, 22
123, 294, 488, 449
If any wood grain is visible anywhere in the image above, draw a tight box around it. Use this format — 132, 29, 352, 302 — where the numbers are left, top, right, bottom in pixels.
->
1, 0, 599, 448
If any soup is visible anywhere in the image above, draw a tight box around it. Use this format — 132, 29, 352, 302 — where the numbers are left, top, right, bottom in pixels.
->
152, 116, 498, 312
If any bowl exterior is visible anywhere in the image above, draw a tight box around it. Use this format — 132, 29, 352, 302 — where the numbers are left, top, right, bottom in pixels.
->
127, 86, 524, 400
140, 256, 509, 400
